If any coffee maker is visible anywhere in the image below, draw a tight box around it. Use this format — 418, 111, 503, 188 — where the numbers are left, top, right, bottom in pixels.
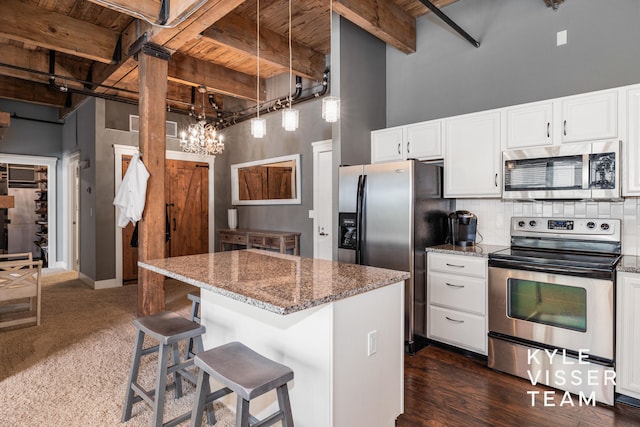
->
448, 210, 477, 247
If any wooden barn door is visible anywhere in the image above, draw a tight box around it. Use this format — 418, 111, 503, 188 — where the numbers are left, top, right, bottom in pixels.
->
121, 156, 209, 283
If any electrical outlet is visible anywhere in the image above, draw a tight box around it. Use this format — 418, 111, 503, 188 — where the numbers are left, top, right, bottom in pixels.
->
367, 330, 377, 356
557, 30, 567, 46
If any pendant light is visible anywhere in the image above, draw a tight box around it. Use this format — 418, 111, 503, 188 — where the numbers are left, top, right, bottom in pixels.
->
251, 0, 266, 138
282, 0, 299, 131
322, 0, 340, 123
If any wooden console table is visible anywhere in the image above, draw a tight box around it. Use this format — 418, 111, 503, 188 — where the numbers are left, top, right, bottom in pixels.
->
219, 229, 300, 255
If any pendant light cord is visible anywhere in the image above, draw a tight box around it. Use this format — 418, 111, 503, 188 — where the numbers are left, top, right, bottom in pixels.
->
288, 0, 292, 110
256, 0, 261, 118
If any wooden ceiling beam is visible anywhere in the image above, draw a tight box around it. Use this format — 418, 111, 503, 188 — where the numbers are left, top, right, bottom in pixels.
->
0, 44, 91, 87
168, 53, 264, 101
201, 13, 325, 81
145, 0, 247, 50
86, 0, 163, 22
334, 0, 416, 54
93, 0, 246, 100
0, 0, 120, 64
0, 76, 68, 108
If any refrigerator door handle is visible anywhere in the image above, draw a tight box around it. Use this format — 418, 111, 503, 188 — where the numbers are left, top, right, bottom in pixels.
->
355, 174, 366, 265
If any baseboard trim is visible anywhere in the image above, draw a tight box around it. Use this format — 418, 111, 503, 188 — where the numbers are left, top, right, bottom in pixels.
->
78, 273, 120, 290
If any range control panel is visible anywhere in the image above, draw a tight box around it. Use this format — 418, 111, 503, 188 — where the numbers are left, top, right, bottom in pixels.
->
511, 217, 621, 240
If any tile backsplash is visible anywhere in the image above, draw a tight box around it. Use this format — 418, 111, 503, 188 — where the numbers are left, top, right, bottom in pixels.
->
454, 198, 640, 256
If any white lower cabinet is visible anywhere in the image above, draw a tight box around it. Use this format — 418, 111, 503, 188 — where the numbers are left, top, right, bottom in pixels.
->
616, 272, 640, 400
427, 252, 488, 355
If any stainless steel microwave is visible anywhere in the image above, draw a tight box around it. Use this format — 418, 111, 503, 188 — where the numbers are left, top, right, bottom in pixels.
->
502, 140, 621, 200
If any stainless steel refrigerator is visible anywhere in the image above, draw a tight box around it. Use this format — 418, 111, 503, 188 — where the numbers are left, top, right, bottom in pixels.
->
338, 160, 451, 353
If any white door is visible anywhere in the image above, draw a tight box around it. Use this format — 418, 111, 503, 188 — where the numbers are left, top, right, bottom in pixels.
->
313, 140, 333, 260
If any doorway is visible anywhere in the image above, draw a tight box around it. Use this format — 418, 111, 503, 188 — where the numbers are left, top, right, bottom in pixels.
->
0, 154, 57, 267
312, 140, 333, 260
121, 156, 209, 283
113, 145, 215, 286
63, 152, 80, 272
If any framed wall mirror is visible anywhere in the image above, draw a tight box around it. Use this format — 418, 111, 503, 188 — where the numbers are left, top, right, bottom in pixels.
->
231, 154, 301, 205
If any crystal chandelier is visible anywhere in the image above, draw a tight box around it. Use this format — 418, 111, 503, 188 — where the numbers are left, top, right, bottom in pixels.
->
180, 86, 224, 156
251, 0, 266, 138
282, 0, 298, 131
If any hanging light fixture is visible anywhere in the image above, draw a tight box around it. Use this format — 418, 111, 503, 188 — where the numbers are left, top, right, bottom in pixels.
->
179, 86, 224, 156
322, 0, 340, 123
251, 0, 266, 138
282, 0, 299, 131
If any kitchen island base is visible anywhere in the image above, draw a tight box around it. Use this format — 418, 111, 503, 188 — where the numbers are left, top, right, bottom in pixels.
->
200, 281, 404, 427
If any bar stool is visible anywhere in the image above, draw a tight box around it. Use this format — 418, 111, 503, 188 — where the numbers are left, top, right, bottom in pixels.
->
187, 292, 201, 359
190, 341, 295, 427
122, 311, 213, 427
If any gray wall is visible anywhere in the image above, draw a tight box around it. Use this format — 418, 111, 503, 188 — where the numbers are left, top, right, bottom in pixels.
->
71, 100, 98, 280
214, 99, 331, 257
337, 18, 387, 166
386, 0, 640, 126
0, 100, 63, 157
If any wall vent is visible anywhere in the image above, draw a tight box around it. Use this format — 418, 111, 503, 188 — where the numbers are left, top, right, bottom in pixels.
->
129, 115, 178, 138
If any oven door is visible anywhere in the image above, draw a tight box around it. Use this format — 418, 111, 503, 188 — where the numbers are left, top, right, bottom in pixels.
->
488, 266, 614, 361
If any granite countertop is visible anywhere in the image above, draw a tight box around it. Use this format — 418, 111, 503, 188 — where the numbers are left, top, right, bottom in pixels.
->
617, 255, 640, 273
139, 249, 410, 316
425, 243, 509, 258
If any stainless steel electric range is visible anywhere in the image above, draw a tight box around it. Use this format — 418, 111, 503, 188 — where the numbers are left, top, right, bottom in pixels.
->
488, 217, 621, 405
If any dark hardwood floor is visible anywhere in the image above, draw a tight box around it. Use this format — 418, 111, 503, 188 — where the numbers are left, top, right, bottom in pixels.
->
397, 344, 640, 427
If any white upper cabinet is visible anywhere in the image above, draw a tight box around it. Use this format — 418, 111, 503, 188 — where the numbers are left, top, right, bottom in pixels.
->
505, 90, 618, 149
371, 127, 404, 163
624, 85, 640, 196
560, 90, 617, 143
444, 110, 502, 198
371, 120, 442, 163
405, 121, 442, 160
506, 101, 553, 149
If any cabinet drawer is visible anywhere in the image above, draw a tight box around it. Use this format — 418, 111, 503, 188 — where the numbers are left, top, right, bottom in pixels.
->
429, 272, 486, 315
428, 252, 486, 278
265, 237, 281, 247
429, 305, 486, 355
248, 235, 266, 246
221, 233, 247, 244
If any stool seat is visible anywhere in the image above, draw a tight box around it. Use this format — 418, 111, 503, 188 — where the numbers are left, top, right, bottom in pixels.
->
190, 342, 295, 427
134, 311, 206, 345
195, 341, 294, 401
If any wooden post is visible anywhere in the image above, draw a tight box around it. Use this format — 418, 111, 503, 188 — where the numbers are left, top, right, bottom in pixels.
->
137, 47, 169, 316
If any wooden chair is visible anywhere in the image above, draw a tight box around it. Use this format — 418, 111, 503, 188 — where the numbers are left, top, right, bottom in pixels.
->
0, 252, 43, 330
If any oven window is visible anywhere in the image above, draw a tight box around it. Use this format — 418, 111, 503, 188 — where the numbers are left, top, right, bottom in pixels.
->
507, 279, 587, 332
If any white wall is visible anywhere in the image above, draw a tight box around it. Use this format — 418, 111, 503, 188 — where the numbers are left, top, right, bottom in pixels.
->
455, 198, 640, 256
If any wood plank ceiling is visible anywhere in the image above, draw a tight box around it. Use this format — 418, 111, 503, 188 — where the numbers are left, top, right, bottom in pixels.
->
0, 0, 460, 125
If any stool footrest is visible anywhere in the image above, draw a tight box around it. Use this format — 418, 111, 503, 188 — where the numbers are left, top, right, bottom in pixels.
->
131, 382, 156, 407
141, 344, 160, 356
205, 386, 233, 405
251, 410, 284, 427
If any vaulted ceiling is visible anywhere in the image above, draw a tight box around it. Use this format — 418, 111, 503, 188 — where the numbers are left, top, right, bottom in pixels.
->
0, 0, 461, 122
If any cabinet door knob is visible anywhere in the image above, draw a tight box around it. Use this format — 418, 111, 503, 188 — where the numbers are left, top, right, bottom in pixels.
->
563, 120, 567, 136
407, 141, 411, 153
495, 173, 498, 187
397, 143, 401, 155
547, 122, 550, 138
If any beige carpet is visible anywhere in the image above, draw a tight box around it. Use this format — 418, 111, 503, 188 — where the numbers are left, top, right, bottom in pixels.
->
0, 277, 235, 426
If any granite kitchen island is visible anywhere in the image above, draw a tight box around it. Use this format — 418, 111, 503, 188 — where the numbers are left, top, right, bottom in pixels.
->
138, 249, 409, 427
